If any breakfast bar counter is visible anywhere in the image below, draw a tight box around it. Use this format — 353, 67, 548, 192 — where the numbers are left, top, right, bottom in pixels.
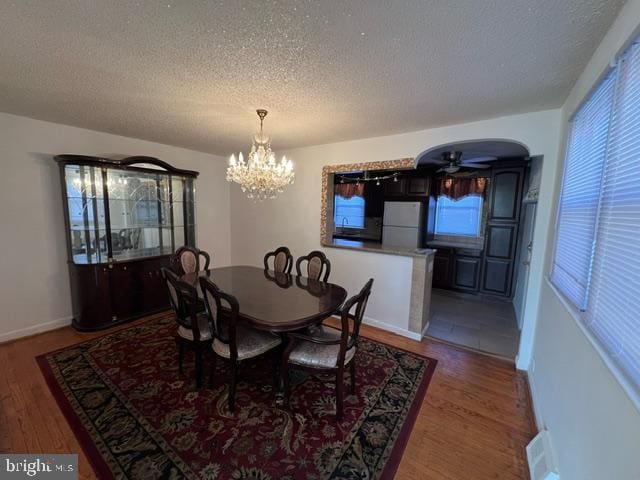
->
324, 238, 435, 339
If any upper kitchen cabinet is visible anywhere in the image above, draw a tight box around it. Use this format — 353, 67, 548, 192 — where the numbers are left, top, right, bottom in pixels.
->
406, 176, 430, 195
383, 172, 431, 197
383, 177, 406, 196
489, 167, 524, 221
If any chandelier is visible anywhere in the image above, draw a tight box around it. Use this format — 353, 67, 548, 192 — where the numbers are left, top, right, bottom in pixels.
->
227, 109, 295, 201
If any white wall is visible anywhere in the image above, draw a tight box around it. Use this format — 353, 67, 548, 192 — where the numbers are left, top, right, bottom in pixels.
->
529, 0, 640, 478
230, 109, 562, 348
0, 112, 230, 341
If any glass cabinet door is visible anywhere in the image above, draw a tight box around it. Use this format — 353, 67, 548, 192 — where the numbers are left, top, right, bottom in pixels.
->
184, 177, 197, 246
65, 165, 107, 264
106, 170, 174, 261
63, 163, 197, 264
171, 176, 186, 248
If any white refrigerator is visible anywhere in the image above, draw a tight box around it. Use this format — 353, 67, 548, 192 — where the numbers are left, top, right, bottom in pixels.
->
382, 201, 425, 248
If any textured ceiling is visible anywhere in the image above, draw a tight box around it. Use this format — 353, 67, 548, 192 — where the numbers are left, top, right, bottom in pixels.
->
0, 0, 625, 155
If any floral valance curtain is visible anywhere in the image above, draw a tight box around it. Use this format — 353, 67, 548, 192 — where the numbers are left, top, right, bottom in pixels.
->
335, 182, 365, 199
438, 177, 488, 200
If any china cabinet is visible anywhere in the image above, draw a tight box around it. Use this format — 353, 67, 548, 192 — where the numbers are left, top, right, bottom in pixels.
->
55, 155, 199, 330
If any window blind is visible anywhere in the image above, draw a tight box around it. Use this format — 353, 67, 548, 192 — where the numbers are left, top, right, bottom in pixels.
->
435, 195, 483, 237
584, 41, 640, 388
551, 71, 615, 310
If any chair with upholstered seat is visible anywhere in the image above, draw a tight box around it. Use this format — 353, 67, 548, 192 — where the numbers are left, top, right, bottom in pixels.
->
263, 246, 293, 274
281, 278, 373, 420
174, 245, 211, 274
295, 250, 331, 282
199, 276, 282, 411
161, 267, 212, 388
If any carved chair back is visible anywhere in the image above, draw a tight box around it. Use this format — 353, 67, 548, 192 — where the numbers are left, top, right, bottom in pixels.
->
175, 246, 211, 274
338, 279, 374, 362
296, 250, 331, 282
161, 267, 206, 341
199, 277, 240, 360
263, 246, 293, 274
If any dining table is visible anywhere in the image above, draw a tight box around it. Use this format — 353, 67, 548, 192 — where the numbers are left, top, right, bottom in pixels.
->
178, 265, 348, 333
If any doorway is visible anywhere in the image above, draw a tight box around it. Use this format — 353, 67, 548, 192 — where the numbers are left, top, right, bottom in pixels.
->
416, 140, 539, 361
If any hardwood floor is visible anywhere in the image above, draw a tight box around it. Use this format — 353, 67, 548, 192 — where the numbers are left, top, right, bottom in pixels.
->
0, 313, 536, 479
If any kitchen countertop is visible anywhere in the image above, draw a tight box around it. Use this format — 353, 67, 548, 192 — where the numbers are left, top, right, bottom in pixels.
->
332, 233, 382, 242
427, 240, 484, 250
324, 238, 435, 258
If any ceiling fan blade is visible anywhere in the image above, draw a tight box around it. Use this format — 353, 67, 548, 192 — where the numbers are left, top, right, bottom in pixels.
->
425, 158, 449, 165
462, 162, 491, 169
451, 171, 477, 178
436, 167, 446, 173
461, 155, 496, 164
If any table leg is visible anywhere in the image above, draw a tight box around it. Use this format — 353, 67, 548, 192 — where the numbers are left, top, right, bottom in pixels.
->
275, 334, 287, 406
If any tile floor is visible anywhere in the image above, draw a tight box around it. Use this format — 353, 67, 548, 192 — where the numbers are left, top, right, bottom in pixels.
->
426, 289, 520, 359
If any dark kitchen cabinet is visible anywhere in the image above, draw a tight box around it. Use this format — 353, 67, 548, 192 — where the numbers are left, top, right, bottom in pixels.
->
383, 173, 431, 197
453, 255, 481, 292
55, 155, 199, 331
384, 177, 406, 196
485, 224, 517, 259
406, 176, 430, 195
489, 168, 523, 221
363, 182, 385, 217
432, 248, 453, 289
481, 258, 512, 295
481, 165, 525, 297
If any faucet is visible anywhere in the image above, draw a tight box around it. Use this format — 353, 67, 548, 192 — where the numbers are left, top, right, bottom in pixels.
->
341, 217, 349, 228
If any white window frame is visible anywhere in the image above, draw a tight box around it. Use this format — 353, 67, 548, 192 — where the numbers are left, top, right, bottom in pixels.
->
549, 37, 640, 411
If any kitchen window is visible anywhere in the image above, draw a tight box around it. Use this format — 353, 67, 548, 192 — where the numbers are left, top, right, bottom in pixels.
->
551, 37, 640, 396
334, 195, 365, 229
434, 194, 483, 237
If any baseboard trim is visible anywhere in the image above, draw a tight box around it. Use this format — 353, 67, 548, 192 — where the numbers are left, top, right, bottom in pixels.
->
421, 321, 430, 338
524, 368, 544, 431
0, 317, 73, 344
362, 316, 423, 341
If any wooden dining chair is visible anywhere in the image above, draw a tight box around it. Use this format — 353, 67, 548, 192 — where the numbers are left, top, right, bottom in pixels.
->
199, 277, 282, 411
161, 267, 212, 388
281, 278, 374, 420
263, 246, 293, 274
174, 245, 211, 274
295, 250, 331, 282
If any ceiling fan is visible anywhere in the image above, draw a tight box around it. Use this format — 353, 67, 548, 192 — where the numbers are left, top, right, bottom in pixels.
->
426, 151, 495, 174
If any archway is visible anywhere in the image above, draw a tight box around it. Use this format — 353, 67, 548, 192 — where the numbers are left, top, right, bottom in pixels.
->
417, 139, 538, 362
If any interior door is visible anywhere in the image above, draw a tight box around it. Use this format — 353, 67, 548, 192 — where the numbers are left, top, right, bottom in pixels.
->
513, 203, 537, 328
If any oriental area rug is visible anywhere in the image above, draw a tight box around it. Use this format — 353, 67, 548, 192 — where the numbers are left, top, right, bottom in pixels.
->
37, 315, 436, 480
